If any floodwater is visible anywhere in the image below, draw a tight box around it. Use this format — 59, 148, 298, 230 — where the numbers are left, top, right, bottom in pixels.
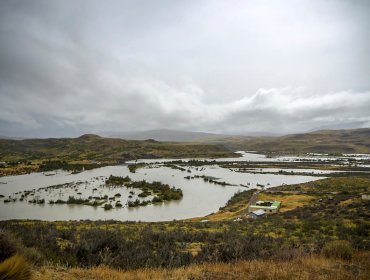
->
0, 153, 338, 222
131, 151, 370, 164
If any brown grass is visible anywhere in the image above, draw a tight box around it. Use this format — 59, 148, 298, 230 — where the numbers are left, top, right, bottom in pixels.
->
0, 255, 31, 280
339, 198, 360, 207
32, 253, 370, 280
189, 206, 248, 222
259, 192, 316, 212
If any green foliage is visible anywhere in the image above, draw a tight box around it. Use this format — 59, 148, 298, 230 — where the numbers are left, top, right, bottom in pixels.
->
323, 240, 353, 260
67, 196, 90, 204
0, 231, 19, 262
105, 175, 131, 185
220, 190, 255, 212
128, 163, 147, 173
126, 180, 183, 202
115, 202, 123, 208
39, 160, 68, 171
104, 204, 113, 210
105, 176, 183, 207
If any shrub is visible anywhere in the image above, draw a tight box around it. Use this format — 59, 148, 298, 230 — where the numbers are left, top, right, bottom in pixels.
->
104, 204, 113, 210
0, 231, 20, 262
323, 240, 353, 260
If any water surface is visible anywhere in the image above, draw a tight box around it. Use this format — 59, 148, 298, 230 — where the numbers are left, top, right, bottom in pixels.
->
0, 155, 331, 221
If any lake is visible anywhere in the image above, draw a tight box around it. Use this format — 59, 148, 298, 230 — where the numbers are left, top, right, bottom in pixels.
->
0, 152, 342, 221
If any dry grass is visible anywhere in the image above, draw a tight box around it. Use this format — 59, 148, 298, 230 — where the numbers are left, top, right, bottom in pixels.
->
0, 164, 39, 177
0, 255, 31, 280
33, 253, 370, 280
189, 205, 248, 222
259, 192, 316, 212
339, 198, 360, 207
190, 191, 315, 222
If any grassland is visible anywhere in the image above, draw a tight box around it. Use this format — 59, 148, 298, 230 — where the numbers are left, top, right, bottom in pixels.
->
32, 252, 370, 280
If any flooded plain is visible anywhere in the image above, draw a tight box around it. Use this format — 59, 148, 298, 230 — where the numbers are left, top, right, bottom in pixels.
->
1, 152, 366, 222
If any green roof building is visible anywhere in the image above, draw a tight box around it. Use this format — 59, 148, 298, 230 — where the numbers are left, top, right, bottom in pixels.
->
249, 200, 281, 214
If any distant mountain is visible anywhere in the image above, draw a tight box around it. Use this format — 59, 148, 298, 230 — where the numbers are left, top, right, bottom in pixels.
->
0, 135, 27, 140
109, 129, 232, 142
218, 128, 370, 154
310, 121, 368, 132
1, 128, 369, 160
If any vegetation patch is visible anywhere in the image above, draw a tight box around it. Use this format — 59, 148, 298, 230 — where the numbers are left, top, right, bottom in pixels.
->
128, 163, 146, 173
258, 192, 316, 212
105, 175, 183, 207
0, 135, 237, 177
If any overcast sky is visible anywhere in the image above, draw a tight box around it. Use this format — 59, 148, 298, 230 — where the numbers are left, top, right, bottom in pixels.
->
0, 0, 370, 137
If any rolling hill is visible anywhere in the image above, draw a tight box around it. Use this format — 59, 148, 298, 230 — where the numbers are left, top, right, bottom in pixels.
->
108, 129, 231, 142
212, 128, 370, 154
0, 134, 236, 162
1, 128, 369, 164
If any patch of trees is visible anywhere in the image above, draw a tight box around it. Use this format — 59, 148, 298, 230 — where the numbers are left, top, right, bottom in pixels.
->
49, 196, 105, 207
39, 160, 68, 172
105, 176, 183, 207
105, 175, 131, 186
128, 163, 146, 173
126, 180, 183, 203
39, 160, 102, 173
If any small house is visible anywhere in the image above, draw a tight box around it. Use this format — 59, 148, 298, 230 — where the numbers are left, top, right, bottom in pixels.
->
249, 200, 281, 214
249, 209, 266, 219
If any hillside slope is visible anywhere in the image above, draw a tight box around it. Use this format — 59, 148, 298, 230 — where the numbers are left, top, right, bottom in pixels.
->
0, 134, 235, 162
212, 128, 370, 153
109, 129, 230, 142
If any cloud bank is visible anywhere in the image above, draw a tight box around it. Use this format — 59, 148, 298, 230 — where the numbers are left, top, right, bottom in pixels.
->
0, 0, 369, 137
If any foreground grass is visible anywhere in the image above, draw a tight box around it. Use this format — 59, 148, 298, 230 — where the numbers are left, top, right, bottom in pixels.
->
0, 255, 31, 280
33, 252, 370, 280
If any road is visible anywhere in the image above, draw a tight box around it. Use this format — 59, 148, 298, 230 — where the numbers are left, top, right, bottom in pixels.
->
247, 191, 259, 212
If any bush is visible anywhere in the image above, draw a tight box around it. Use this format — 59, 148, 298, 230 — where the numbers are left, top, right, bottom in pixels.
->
323, 240, 353, 260
0, 231, 20, 262
104, 204, 113, 210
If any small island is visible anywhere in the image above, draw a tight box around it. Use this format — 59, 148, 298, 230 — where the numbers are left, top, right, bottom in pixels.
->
105, 175, 183, 207
5, 175, 184, 210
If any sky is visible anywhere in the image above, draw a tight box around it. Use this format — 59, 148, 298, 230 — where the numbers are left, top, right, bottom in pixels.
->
0, 0, 370, 137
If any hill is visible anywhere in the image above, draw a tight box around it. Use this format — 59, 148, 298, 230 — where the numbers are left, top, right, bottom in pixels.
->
0, 134, 236, 163
108, 129, 232, 142
208, 128, 370, 154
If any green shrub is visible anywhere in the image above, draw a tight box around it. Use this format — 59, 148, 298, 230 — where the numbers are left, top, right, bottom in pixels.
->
104, 204, 113, 210
0, 231, 19, 262
323, 240, 353, 260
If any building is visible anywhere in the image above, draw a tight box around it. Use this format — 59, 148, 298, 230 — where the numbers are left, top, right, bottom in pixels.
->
249, 209, 266, 219
249, 200, 281, 214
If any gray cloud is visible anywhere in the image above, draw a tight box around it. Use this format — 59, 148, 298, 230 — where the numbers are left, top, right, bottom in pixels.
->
0, 0, 369, 137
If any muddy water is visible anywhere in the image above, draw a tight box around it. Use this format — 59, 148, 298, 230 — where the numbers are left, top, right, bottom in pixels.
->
0, 157, 325, 221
